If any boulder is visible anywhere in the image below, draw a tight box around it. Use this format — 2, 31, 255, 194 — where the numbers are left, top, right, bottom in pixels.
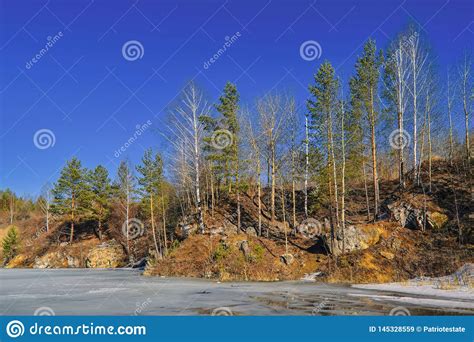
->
85, 240, 126, 268
34, 251, 68, 268
280, 253, 294, 265
223, 221, 238, 235
131, 257, 147, 269
385, 201, 428, 230
239, 240, 250, 259
427, 212, 448, 230
325, 224, 384, 256
66, 255, 80, 268
383, 198, 448, 231
246, 226, 257, 236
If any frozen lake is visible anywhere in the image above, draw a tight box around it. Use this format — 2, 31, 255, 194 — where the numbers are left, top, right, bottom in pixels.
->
1, 269, 472, 316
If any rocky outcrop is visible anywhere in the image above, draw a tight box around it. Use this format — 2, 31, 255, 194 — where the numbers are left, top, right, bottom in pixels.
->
383, 198, 449, 231
34, 251, 80, 268
85, 240, 125, 268
324, 224, 385, 256
246, 226, 257, 236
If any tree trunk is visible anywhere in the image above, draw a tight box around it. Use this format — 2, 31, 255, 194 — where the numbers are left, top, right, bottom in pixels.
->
98, 219, 102, 241
448, 74, 455, 167
150, 194, 160, 258
236, 159, 241, 232
340, 99, 346, 253
256, 153, 262, 236
370, 89, 379, 219
126, 183, 130, 257
193, 111, 204, 234
363, 162, 370, 221
70, 194, 75, 243
329, 110, 339, 228
281, 178, 288, 256
304, 115, 309, 218
210, 165, 215, 218
9, 194, 14, 225
162, 192, 167, 256
412, 49, 418, 183
398, 109, 405, 188
271, 142, 276, 223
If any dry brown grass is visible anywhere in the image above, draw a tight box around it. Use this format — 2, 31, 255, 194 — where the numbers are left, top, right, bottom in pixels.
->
146, 233, 321, 281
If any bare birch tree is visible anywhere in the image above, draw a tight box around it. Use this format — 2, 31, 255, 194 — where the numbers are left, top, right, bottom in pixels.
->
165, 83, 208, 233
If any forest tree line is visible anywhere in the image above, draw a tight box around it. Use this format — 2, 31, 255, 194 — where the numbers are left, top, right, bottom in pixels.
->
1, 25, 472, 262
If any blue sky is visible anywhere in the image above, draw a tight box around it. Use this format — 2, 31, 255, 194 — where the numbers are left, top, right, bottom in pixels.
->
0, 0, 472, 196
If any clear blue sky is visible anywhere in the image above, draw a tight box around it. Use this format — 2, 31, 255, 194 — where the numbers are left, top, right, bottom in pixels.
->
0, 0, 472, 196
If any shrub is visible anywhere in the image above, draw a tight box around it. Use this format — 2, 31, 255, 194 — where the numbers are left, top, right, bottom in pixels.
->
213, 243, 229, 261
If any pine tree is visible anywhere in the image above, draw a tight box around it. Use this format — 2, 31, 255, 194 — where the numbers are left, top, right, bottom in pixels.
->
2, 226, 19, 263
308, 61, 340, 244
89, 165, 112, 240
215, 82, 240, 192
51, 157, 90, 243
350, 39, 383, 219
215, 82, 241, 229
136, 149, 164, 257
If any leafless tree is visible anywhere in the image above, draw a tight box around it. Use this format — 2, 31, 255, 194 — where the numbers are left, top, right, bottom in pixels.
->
257, 94, 291, 226
165, 83, 208, 233
407, 29, 429, 182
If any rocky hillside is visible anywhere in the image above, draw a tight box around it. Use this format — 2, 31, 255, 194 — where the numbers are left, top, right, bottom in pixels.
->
2, 160, 473, 284
147, 160, 473, 283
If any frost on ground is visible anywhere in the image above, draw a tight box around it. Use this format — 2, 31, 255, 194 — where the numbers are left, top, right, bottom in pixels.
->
352, 263, 474, 306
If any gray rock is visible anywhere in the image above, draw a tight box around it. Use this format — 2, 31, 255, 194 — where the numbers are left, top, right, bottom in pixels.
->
325, 224, 384, 256
246, 227, 257, 236
239, 240, 250, 259
66, 255, 80, 268
280, 253, 294, 265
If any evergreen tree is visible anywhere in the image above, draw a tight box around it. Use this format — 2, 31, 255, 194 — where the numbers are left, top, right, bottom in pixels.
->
136, 149, 164, 257
308, 61, 340, 238
215, 82, 240, 192
51, 157, 90, 243
2, 226, 19, 263
350, 39, 383, 218
89, 165, 112, 240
